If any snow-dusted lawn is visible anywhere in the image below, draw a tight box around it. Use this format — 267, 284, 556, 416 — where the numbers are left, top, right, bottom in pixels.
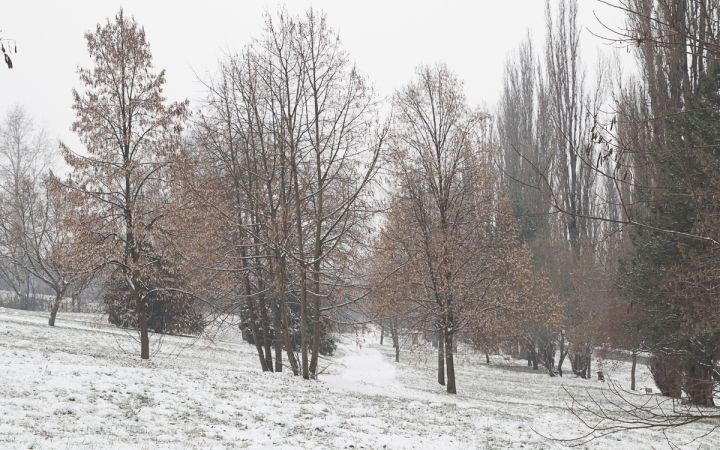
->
0, 308, 716, 449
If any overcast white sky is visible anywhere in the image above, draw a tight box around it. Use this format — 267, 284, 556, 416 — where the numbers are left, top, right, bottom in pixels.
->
1, 1, 628, 153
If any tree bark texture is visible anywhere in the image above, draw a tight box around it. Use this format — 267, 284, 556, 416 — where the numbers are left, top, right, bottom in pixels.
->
444, 324, 456, 394
438, 328, 445, 386
48, 294, 62, 327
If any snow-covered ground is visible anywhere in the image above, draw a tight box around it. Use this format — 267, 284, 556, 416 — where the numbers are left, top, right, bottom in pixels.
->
0, 307, 717, 449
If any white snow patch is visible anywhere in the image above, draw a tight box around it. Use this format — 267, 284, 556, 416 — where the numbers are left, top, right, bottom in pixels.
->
0, 308, 716, 449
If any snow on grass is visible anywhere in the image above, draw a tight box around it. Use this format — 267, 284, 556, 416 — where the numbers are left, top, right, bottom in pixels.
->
0, 307, 717, 449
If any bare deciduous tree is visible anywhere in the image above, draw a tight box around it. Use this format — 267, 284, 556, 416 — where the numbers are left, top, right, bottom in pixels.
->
0, 105, 53, 315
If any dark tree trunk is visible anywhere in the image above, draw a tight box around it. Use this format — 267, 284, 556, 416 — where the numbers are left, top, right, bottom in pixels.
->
380, 325, 384, 345
686, 362, 716, 407
557, 331, 567, 377
273, 297, 283, 373
250, 199, 273, 372
485, 353, 490, 364
537, 340, 556, 377
444, 324, 456, 394
138, 297, 149, 360
438, 329, 445, 386
246, 294, 268, 372
281, 297, 299, 376
278, 256, 300, 376
309, 261, 322, 378
631, 351, 637, 391
242, 243, 268, 372
299, 270, 309, 380
48, 293, 62, 327
258, 291, 273, 372
527, 348, 532, 367
391, 320, 399, 362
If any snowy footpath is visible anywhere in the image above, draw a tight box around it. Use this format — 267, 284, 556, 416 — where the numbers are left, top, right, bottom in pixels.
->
0, 308, 717, 449
323, 340, 399, 396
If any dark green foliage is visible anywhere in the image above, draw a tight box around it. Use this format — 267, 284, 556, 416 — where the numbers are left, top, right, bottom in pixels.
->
620, 63, 720, 406
105, 260, 204, 336
240, 306, 336, 357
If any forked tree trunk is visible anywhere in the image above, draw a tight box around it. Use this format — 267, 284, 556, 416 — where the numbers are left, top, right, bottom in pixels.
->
539, 344, 556, 377
246, 293, 268, 372
241, 238, 268, 372
48, 293, 62, 327
278, 255, 299, 375
280, 295, 299, 375
437, 329, 445, 386
281, 303, 299, 375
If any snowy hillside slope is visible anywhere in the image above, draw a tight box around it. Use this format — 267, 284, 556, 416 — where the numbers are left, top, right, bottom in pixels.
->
0, 308, 716, 449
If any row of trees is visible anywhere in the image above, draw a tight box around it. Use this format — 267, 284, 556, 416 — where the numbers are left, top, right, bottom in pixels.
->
497, 0, 720, 423
497, 0, 621, 383
2, 1, 717, 417
610, 0, 720, 409
1, 7, 564, 396
0, 9, 382, 378
366, 65, 561, 393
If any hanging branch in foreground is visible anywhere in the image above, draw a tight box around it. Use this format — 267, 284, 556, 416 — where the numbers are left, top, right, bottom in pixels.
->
0, 33, 17, 68
536, 379, 720, 446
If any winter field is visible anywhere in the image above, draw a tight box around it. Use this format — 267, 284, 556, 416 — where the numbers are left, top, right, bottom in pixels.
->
0, 308, 717, 449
